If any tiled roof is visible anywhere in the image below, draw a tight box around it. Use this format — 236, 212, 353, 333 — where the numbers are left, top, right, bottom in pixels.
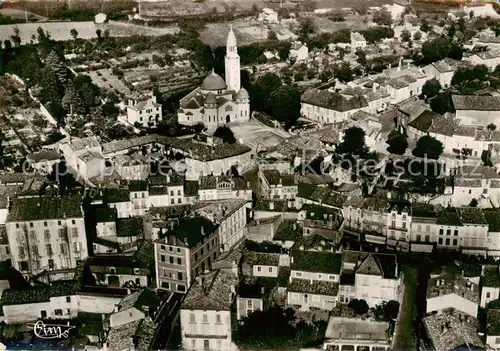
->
427, 273, 479, 304
263, 170, 295, 186
118, 288, 161, 316
291, 250, 341, 274
482, 265, 500, 287
301, 89, 368, 112
288, 278, 339, 296
408, 109, 441, 132
68, 136, 101, 152
26, 150, 60, 163
96, 208, 117, 223
452, 95, 500, 111
484, 209, 500, 232
1, 281, 79, 305
436, 207, 462, 226
102, 135, 164, 155
7, 196, 83, 222
428, 115, 455, 136
166, 137, 252, 161
237, 283, 264, 299
458, 207, 487, 225
182, 269, 237, 311
244, 251, 280, 266
129, 180, 148, 192
103, 188, 130, 203
423, 309, 483, 351
273, 220, 302, 241
487, 309, 500, 335
117, 217, 143, 237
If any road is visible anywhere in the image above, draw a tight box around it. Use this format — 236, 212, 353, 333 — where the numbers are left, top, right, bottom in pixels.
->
153, 292, 185, 349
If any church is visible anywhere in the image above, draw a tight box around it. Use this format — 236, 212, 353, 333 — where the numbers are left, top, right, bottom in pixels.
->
177, 26, 250, 129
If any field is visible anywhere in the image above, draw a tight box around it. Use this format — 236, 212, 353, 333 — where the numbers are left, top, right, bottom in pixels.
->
0, 20, 179, 44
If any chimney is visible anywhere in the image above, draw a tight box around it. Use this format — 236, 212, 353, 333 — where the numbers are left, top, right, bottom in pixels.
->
293, 223, 296, 230
142, 305, 150, 318
279, 178, 282, 185
184, 237, 188, 246
201, 226, 205, 236
247, 181, 250, 188
398, 58, 402, 71
166, 174, 170, 183
269, 202, 275, 210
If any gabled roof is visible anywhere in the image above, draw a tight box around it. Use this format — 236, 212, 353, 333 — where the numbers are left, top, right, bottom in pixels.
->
117, 288, 161, 316
452, 95, 500, 111
356, 254, 384, 276
291, 250, 342, 274
301, 89, 368, 112
7, 196, 83, 222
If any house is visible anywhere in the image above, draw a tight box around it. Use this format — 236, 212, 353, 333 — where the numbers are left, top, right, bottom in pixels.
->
300, 89, 369, 125
94, 13, 107, 23
258, 8, 278, 23
452, 95, 500, 127
289, 41, 308, 62
323, 317, 392, 351
148, 173, 185, 207
103, 188, 133, 218
1, 282, 128, 324
340, 111, 383, 150
447, 166, 500, 207
350, 32, 367, 52
287, 250, 341, 310
485, 209, 500, 255
236, 283, 265, 320
109, 288, 162, 328
95, 208, 117, 238
125, 92, 162, 128
427, 272, 479, 317
129, 180, 149, 217
243, 251, 280, 278
464, 49, 500, 71
297, 183, 347, 211
422, 58, 468, 88
5, 196, 87, 277
258, 169, 297, 206
423, 308, 484, 351
197, 175, 252, 202
155, 216, 219, 293
87, 252, 152, 289
272, 220, 302, 249
114, 153, 149, 181
58, 136, 104, 181
481, 265, 500, 308
298, 204, 342, 244
341, 85, 391, 114
180, 269, 238, 351
383, 2, 406, 21
26, 150, 60, 174
341, 251, 401, 307
406, 109, 441, 142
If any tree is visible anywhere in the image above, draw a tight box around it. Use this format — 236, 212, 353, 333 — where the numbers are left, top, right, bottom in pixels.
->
214, 125, 236, 144
373, 8, 393, 26
421, 79, 442, 99
384, 300, 400, 320
420, 20, 432, 33
337, 127, 368, 155
412, 135, 444, 159
249, 73, 282, 114
401, 29, 411, 42
430, 92, 455, 115
413, 31, 422, 41
488, 123, 497, 131
298, 17, 316, 41
386, 129, 408, 155
356, 49, 367, 66
268, 30, 278, 41
70, 28, 78, 40
354, 4, 368, 15
11, 27, 21, 47
333, 61, 354, 82
62, 84, 85, 115
269, 85, 301, 129
45, 51, 68, 84
482, 150, 493, 167
469, 198, 478, 207
348, 299, 369, 315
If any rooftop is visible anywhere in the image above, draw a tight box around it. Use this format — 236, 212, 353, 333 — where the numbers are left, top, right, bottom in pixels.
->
301, 88, 368, 112
452, 95, 500, 111
288, 278, 339, 295
408, 109, 441, 133
273, 220, 302, 241
7, 196, 83, 222
436, 208, 462, 226
1, 280, 79, 305
116, 217, 143, 237
237, 283, 264, 299
96, 208, 117, 223
262, 170, 295, 186
325, 317, 389, 342
103, 188, 130, 203
244, 251, 280, 267
291, 250, 341, 274
484, 209, 500, 232
487, 309, 500, 335
427, 273, 480, 304
482, 265, 500, 287
423, 309, 483, 351
182, 269, 237, 311
166, 137, 251, 162
458, 207, 487, 225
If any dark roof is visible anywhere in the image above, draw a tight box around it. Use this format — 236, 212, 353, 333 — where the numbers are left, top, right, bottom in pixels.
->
262, 170, 295, 186
184, 181, 199, 196
301, 204, 339, 220
452, 95, 500, 111
484, 209, 500, 232
1, 281, 79, 305
359, 253, 398, 279
27, 150, 60, 163
458, 207, 487, 225
174, 216, 217, 248
244, 251, 280, 266
301, 88, 368, 112
408, 109, 441, 133
165, 137, 251, 162
487, 309, 500, 335
7, 196, 83, 222
129, 180, 148, 192
273, 220, 302, 241
291, 250, 341, 274
412, 203, 436, 218
118, 288, 161, 316
436, 208, 462, 226
237, 284, 264, 299
149, 173, 184, 187
117, 217, 143, 237
96, 208, 117, 223
288, 278, 339, 296
482, 265, 500, 287
103, 188, 130, 203
277, 266, 290, 288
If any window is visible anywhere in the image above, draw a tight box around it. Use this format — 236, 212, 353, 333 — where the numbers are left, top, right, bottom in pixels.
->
453, 239, 458, 246
247, 300, 253, 308
416, 234, 421, 242
30, 222, 33, 228
60, 243, 67, 255
204, 340, 209, 350
41, 310, 47, 319
446, 229, 451, 236
161, 281, 170, 289
454, 230, 458, 236
445, 238, 450, 245
268, 267, 273, 273
469, 190, 472, 194
203, 314, 208, 323
48, 259, 54, 269
487, 292, 491, 298
178, 272, 183, 280
426, 225, 430, 232
216, 314, 221, 324
177, 248, 181, 253
170, 256, 174, 264
58, 220, 62, 226
161, 255, 165, 263
161, 245, 166, 251
425, 235, 430, 242
44, 230, 50, 241
257, 266, 262, 272
402, 222, 406, 229
66, 297, 71, 303
438, 238, 443, 244
439, 229, 444, 235
190, 313, 195, 323
71, 220, 75, 225
55, 309, 63, 316
177, 258, 182, 265
15, 223, 19, 229
178, 198, 182, 204
177, 285, 185, 292
44, 221, 48, 227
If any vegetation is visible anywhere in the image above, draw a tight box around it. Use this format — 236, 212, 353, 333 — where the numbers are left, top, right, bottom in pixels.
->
421, 79, 442, 99
348, 299, 369, 315
386, 130, 408, 155
412, 135, 444, 160
214, 125, 236, 144
372, 8, 393, 26
337, 127, 369, 156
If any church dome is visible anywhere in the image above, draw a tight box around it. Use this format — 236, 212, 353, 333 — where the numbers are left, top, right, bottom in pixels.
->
205, 92, 217, 105
201, 71, 227, 91
236, 87, 249, 99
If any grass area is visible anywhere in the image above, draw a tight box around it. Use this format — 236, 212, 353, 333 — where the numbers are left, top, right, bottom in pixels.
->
393, 264, 418, 350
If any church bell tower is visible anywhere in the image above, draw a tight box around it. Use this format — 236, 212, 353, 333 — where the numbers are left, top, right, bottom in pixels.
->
225, 25, 241, 92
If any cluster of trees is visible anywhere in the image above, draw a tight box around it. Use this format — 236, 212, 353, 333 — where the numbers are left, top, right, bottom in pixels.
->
213, 125, 236, 144
416, 36, 464, 65
372, 8, 393, 26
234, 306, 327, 349
412, 135, 444, 160
386, 129, 408, 155
248, 73, 301, 129
360, 26, 395, 44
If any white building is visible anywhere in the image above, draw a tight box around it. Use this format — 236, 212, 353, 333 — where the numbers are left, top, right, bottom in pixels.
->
5, 196, 88, 277
125, 92, 162, 128
180, 269, 238, 351
480, 265, 500, 308
59, 136, 104, 181
289, 41, 309, 62
258, 8, 278, 23
422, 58, 468, 88
177, 27, 250, 129
350, 32, 367, 52
464, 50, 500, 71
452, 95, 500, 127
